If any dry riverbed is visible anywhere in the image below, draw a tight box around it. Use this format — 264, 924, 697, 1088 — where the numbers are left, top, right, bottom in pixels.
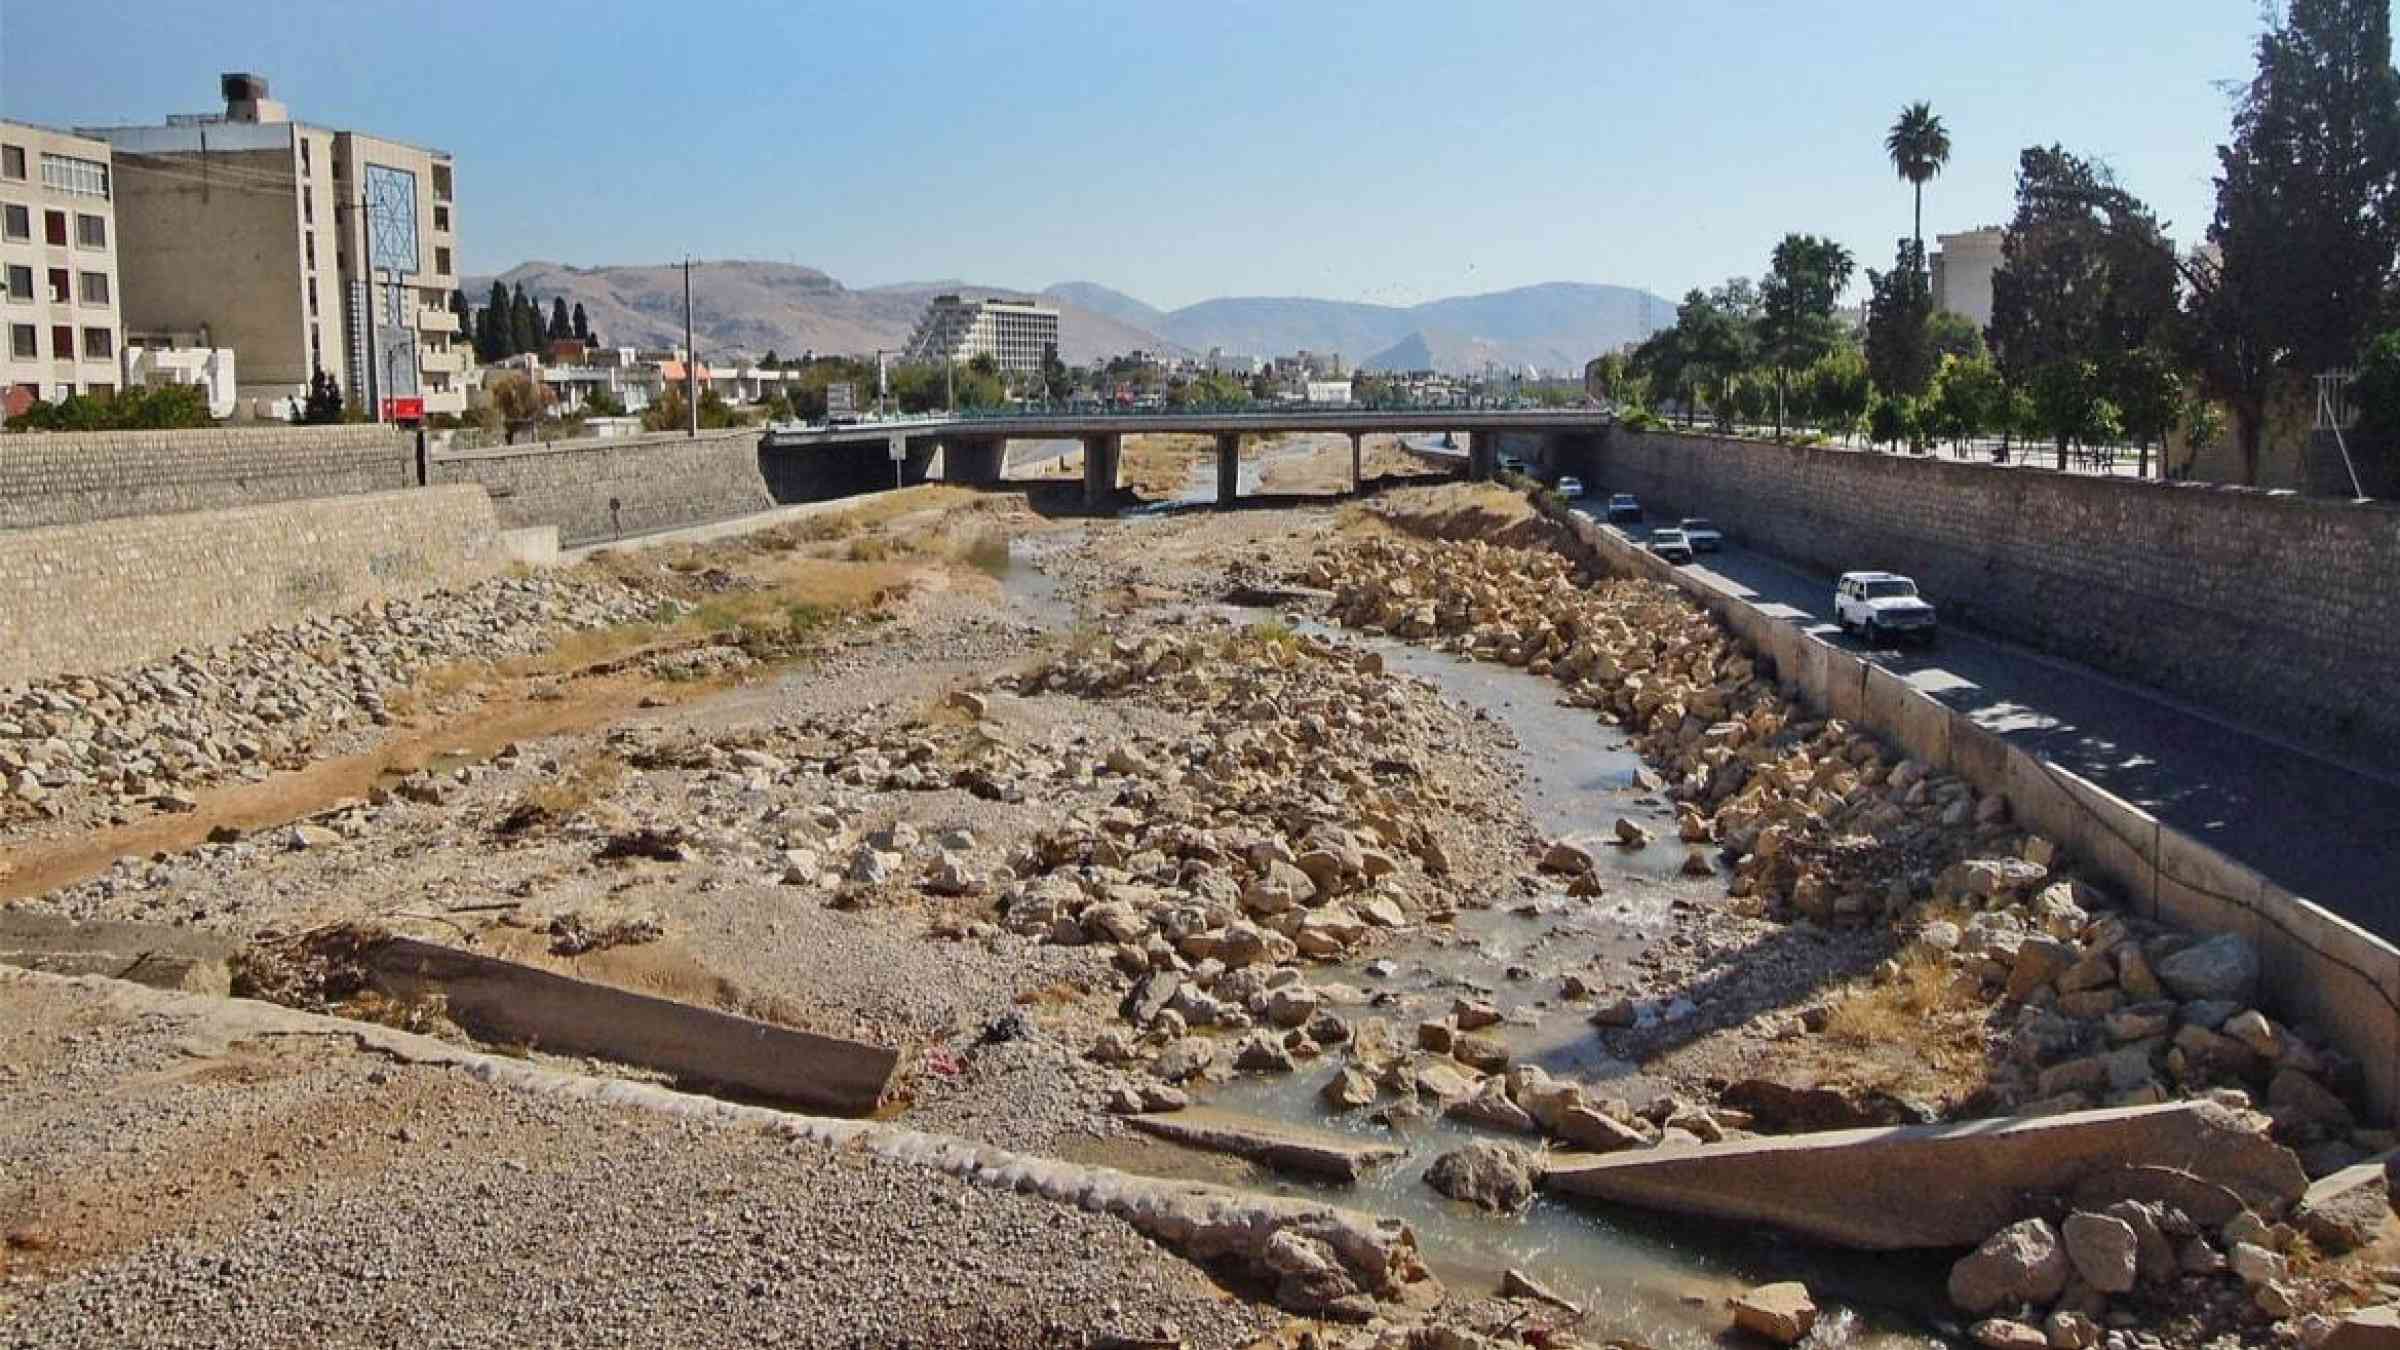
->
2, 480, 2395, 1349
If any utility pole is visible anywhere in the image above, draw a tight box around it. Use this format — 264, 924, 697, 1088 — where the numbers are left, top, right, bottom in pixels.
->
683, 256, 698, 437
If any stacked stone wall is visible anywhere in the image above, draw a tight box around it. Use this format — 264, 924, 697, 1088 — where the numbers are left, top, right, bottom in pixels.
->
427, 429, 774, 546
0, 426, 413, 529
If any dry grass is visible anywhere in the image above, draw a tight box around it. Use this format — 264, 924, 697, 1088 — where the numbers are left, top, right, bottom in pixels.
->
496, 752, 625, 835
1121, 433, 1219, 497
1347, 482, 1556, 548
1816, 945, 1992, 1104
383, 659, 490, 718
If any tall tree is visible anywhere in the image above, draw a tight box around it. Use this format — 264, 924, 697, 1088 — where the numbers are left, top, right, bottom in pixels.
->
1865, 238, 1938, 401
1989, 145, 2176, 466
2196, 0, 2400, 483
479, 280, 512, 362
571, 302, 590, 342
510, 284, 540, 357
1759, 234, 1856, 437
547, 297, 571, 342
1885, 101, 1953, 257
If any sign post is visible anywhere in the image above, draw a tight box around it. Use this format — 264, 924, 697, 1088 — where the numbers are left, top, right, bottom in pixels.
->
888, 432, 906, 490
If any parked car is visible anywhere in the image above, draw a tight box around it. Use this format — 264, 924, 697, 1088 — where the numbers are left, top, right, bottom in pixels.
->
1498, 454, 1528, 477
1606, 493, 1643, 524
1677, 517, 1723, 551
1649, 528, 1695, 564
1555, 476, 1586, 499
1835, 571, 1939, 646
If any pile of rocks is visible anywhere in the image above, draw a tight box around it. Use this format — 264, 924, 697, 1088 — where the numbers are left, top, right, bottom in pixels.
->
0, 575, 664, 818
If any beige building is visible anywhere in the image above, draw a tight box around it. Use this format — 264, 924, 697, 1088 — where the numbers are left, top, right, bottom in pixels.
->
903, 294, 1060, 375
83, 74, 464, 418
1930, 226, 2005, 333
0, 121, 125, 413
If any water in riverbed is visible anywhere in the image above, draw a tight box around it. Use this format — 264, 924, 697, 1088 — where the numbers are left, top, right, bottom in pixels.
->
996, 562, 1957, 1346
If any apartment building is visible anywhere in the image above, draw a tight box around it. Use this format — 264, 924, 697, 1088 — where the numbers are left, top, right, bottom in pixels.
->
83, 73, 465, 418
0, 121, 125, 413
902, 294, 1059, 375
1930, 227, 2006, 333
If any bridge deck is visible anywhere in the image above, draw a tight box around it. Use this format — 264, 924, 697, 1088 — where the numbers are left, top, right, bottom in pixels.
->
761, 408, 1611, 448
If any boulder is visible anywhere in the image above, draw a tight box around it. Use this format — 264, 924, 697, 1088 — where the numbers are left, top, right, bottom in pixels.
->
1729, 1282, 1817, 1345
1321, 1067, 1378, 1110
2059, 1212, 2138, 1294
1425, 1140, 1541, 1213
1949, 1219, 2070, 1315
1556, 1105, 1648, 1153
1154, 1037, 1216, 1082
2294, 1163, 2392, 1254
2044, 1311, 2103, 1350
1540, 839, 1597, 875
2325, 1305, 2400, 1350
1971, 1320, 2049, 1350
2155, 933, 2260, 1003
1613, 816, 1653, 848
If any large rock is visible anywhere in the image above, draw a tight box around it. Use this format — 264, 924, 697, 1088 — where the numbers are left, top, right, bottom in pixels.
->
1540, 1102, 2306, 1251
2325, 1305, 2400, 1350
2059, 1212, 2138, 1294
2154, 933, 2260, 1002
1949, 1219, 2070, 1315
2294, 1163, 2392, 1254
1729, 1282, 1817, 1345
1128, 1107, 1404, 1183
1425, 1141, 1540, 1213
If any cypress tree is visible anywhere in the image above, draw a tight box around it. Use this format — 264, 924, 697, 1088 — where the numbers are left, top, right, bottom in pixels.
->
511, 284, 539, 356
572, 302, 590, 341
480, 280, 512, 360
548, 297, 571, 341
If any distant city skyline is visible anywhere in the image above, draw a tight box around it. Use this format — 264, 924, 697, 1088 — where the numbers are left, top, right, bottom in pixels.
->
0, 1, 2283, 310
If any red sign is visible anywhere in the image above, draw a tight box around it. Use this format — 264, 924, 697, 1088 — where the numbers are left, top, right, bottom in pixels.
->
384, 397, 425, 422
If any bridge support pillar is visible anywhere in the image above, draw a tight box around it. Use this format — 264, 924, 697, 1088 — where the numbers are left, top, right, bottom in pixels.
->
941, 436, 1007, 486
1081, 433, 1121, 507
1467, 431, 1498, 482
1348, 432, 1364, 493
1216, 433, 1240, 505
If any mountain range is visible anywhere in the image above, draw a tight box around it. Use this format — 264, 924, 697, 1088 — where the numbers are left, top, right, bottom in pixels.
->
468, 262, 1672, 375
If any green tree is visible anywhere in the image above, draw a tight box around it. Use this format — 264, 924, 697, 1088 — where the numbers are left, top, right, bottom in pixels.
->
1759, 234, 1856, 437
510, 284, 540, 357
1866, 393, 1909, 450
572, 302, 591, 342
478, 281, 512, 361
1865, 238, 1937, 400
1886, 101, 1953, 258
1041, 341, 1070, 400
2195, 0, 2400, 483
1927, 311, 1987, 363
300, 366, 344, 424
2106, 345, 2184, 477
581, 386, 627, 418
448, 288, 471, 343
1931, 353, 2006, 450
1807, 347, 1872, 441
547, 297, 571, 342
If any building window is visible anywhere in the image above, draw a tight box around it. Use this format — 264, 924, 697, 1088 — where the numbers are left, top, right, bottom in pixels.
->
300, 139, 311, 175
303, 191, 313, 225
310, 326, 321, 364
39, 154, 108, 200
49, 325, 71, 359
0, 146, 22, 180
78, 271, 108, 305
433, 204, 449, 232
1, 205, 23, 240
85, 381, 114, 398
74, 213, 105, 248
5, 266, 28, 301
434, 246, 451, 275
308, 276, 318, 316
306, 233, 316, 269
82, 327, 111, 360
43, 211, 65, 247
431, 163, 452, 201
45, 269, 67, 304
9, 324, 34, 358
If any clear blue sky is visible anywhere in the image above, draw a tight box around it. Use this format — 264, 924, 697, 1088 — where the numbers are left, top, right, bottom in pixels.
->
0, 1, 2275, 311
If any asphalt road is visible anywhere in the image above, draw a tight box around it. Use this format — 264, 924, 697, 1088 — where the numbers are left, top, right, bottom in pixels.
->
1567, 499, 2400, 937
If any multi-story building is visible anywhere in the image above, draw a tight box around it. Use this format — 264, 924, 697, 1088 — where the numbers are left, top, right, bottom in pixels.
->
83, 73, 465, 419
0, 121, 125, 413
1205, 346, 1263, 377
902, 293, 1059, 375
1930, 226, 2006, 333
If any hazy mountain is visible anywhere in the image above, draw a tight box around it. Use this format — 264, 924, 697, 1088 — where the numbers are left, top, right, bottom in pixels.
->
469, 262, 1668, 374
468, 261, 1177, 366
1134, 281, 1672, 374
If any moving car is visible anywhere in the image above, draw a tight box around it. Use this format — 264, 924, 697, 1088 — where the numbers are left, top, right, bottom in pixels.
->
1555, 475, 1586, 499
1606, 493, 1643, 524
1498, 454, 1528, 477
1649, 528, 1695, 564
1835, 571, 1939, 647
1677, 517, 1723, 551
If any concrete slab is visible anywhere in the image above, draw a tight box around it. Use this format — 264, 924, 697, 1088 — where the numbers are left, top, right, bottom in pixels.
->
0, 912, 235, 993
1127, 1106, 1407, 1183
363, 937, 897, 1115
1539, 1101, 2306, 1250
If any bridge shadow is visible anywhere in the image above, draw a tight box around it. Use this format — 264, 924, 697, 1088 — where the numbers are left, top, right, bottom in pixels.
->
1007, 468, 1465, 521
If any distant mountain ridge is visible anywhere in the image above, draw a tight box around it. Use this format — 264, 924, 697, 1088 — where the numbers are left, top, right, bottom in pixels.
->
467, 260, 1669, 374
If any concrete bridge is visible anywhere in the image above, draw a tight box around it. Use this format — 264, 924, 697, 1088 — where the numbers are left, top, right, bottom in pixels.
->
758, 407, 1614, 505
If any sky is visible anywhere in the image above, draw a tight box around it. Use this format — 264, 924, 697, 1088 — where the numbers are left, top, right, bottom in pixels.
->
0, 1, 2277, 312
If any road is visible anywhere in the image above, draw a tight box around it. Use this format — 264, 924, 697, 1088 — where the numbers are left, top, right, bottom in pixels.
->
1565, 498, 2400, 936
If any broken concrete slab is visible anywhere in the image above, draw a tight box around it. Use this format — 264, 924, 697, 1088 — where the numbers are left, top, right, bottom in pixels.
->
0, 912, 235, 993
2325, 1305, 2400, 1350
2294, 1163, 2393, 1254
1127, 1106, 1406, 1183
1540, 1102, 2306, 1250
362, 937, 896, 1115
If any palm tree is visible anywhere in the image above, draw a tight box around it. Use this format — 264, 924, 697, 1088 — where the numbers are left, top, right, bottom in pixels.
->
1885, 101, 1953, 261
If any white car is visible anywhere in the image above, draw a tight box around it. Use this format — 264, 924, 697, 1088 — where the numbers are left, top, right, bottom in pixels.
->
1677, 517, 1722, 551
1835, 571, 1938, 647
1555, 476, 1586, 499
1649, 528, 1695, 564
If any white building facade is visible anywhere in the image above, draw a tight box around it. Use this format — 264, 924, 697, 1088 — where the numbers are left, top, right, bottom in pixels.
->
902, 294, 1059, 375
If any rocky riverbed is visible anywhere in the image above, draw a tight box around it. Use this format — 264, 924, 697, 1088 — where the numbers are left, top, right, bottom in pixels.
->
3, 478, 2396, 1349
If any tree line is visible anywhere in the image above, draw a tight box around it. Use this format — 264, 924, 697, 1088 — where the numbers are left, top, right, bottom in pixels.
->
1600, 0, 2400, 487
464, 282, 596, 364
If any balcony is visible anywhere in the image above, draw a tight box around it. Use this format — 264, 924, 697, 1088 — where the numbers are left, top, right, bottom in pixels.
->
417, 307, 459, 335
420, 347, 465, 375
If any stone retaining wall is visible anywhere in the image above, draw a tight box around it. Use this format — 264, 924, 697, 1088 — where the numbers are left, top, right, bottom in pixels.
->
0, 425, 415, 530
1540, 494, 2400, 1121
427, 429, 775, 547
0, 485, 506, 687
1592, 429, 2400, 763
